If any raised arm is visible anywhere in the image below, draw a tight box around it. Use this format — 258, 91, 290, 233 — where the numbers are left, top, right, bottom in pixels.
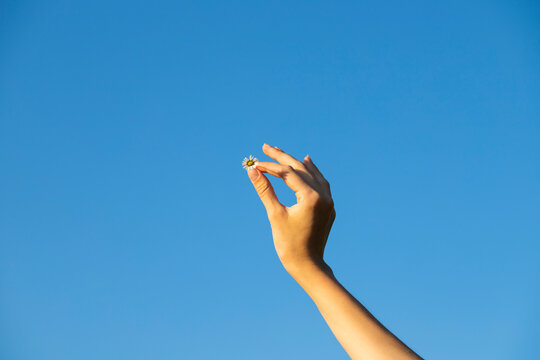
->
246, 143, 422, 360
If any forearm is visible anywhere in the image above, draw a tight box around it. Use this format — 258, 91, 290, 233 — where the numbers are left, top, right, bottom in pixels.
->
287, 261, 422, 360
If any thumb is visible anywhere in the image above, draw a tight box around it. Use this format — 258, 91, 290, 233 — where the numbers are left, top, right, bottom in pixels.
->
248, 169, 282, 214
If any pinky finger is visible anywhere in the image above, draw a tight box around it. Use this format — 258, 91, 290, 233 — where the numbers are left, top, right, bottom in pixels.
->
304, 155, 327, 182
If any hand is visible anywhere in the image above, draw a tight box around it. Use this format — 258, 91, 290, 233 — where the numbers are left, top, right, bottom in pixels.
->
247, 145, 422, 359
247, 143, 336, 276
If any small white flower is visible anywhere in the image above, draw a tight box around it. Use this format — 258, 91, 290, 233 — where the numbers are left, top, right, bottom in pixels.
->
242, 155, 258, 170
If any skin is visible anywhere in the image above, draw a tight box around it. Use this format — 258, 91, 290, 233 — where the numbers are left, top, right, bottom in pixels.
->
247, 143, 422, 360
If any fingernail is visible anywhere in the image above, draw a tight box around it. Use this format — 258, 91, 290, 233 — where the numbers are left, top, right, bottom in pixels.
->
263, 143, 271, 149
248, 169, 260, 181
274, 146, 281, 151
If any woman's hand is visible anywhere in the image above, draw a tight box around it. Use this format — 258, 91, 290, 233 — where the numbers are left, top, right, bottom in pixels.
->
247, 143, 336, 277
246, 144, 422, 360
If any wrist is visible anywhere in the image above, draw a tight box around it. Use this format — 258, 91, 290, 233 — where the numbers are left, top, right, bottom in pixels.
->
284, 258, 334, 283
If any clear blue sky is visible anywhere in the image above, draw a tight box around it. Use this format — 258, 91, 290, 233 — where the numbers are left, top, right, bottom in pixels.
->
1, 1, 539, 359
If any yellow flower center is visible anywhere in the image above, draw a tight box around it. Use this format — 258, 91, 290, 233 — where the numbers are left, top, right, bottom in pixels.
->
246, 160, 254, 166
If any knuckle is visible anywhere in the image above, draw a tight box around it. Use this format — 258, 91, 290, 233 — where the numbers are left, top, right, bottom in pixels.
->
314, 193, 334, 209
267, 206, 285, 219
304, 189, 320, 204
255, 182, 270, 197
321, 178, 331, 188
325, 196, 335, 208
296, 163, 308, 173
293, 159, 305, 168
280, 165, 294, 177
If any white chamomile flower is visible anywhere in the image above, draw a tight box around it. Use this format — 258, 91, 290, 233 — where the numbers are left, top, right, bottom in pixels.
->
242, 155, 258, 170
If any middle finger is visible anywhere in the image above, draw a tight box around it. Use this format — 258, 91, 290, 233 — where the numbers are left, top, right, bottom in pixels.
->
262, 143, 305, 170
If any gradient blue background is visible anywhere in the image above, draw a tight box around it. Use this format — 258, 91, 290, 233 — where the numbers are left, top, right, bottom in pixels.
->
1, 1, 539, 359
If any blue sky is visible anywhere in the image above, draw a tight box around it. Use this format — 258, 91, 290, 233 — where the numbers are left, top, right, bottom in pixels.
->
1, 1, 539, 359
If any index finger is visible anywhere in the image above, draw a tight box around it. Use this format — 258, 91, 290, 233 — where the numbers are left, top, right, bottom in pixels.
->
255, 161, 311, 193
